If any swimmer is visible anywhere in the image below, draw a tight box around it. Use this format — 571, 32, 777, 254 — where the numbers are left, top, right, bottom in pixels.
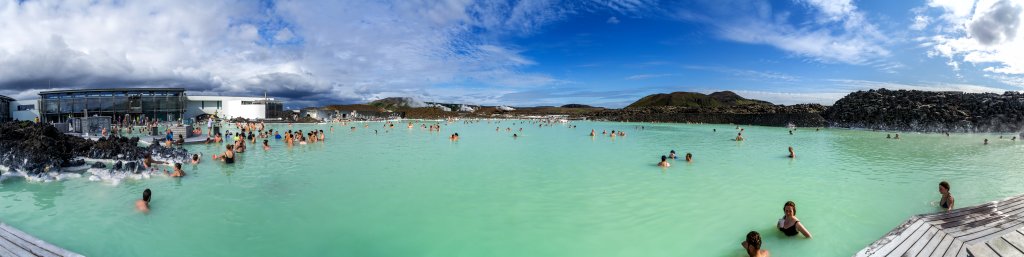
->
165, 163, 185, 177
212, 145, 236, 164
939, 181, 954, 211
736, 133, 744, 141
136, 188, 151, 213
777, 201, 812, 238
1013, 136, 1017, 141
263, 140, 270, 150
788, 147, 795, 158
713, 129, 716, 132
887, 134, 891, 139
685, 153, 692, 162
741, 231, 769, 257
789, 130, 793, 135
668, 150, 678, 159
275, 132, 281, 139
894, 134, 900, 140
191, 154, 200, 164
590, 129, 595, 136
512, 133, 518, 138
984, 138, 988, 145
657, 155, 671, 167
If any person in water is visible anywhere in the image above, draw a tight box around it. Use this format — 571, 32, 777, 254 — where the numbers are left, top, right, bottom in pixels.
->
984, 138, 989, 145
136, 188, 151, 213
657, 155, 671, 167
788, 147, 795, 158
736, 133, 744, 141
263, 140, 270, 150
741, 231, 770, 257
191, 154, 200, 164
668, 150, 678, 159
165, 163, 185, 177
685, 153, 692, 163
213, 145, 236, 164
777, 201, 812, 238
939, 181, 955, 211
894, 134, 901, 139
887, 134, 891, 139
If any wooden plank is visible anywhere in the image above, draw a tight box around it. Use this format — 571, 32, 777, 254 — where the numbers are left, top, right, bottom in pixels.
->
1000, 231, 1024, 254
941, 234, 965, 257
959, 219, 1024, 246
890, 220, 935, 256
987, 237, 1024, 257
918, 232, 952, 257
0, 225, 62, 257
934, 201, 1024, 230
966, 243, 1001, 257
0, 234, 36, 257
856, 217, 925, 256
0, 244, 20, 257
906, 227, 942, 256
0, 223, 83, 257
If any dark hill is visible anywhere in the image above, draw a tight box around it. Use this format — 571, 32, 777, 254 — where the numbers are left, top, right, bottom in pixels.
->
626, 91, 771, 108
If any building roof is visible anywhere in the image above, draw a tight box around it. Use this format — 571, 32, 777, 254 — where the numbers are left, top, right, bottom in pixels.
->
39, 88, 186, 95
0, 95, 13, 102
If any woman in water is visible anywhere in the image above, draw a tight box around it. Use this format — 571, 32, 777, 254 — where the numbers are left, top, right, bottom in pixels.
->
165, 163, 186, 177
939, 181, 954, 211
685, 153, 692, 163
741, 231, 770, 257
657, 155, 671, 167
263, 140, 271, 150
213, 145, 235, 164
191, 154, 200, 164
788, 147, 795, 158
777, 201, 812, 238
736, 133, 744, 141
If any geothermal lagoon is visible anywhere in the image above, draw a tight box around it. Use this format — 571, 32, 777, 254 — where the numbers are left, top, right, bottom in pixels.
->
1, 121, 1023, 256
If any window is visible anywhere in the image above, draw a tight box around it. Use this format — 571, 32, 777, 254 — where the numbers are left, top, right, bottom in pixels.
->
17, 105, 35, 111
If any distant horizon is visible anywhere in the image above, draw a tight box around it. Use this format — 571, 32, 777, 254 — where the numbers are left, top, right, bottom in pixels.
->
1, 0, 1021, 108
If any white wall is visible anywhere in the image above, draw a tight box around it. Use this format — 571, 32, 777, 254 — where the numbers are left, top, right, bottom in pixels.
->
10, 100, 39, 121
185, 96, 273, 120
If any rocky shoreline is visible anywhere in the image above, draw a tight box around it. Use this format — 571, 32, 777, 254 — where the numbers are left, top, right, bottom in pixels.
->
590, 104, 828, 127
823, 89, 1024, 132
0, 121, 191, 177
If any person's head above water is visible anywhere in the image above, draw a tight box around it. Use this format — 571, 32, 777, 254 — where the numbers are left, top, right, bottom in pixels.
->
745, 231, 761, 250
670, 150, 676, 154
142, 188, 152, 203
939, 181, 950, 193
174, 163, 182, 170
263, 140, 269, 146
784, 201, 796, 216
192, 154, 199, 161
661, 155, 667, 161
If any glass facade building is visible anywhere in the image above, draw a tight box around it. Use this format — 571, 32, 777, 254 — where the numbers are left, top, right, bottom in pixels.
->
0, 95, 12, 122
38, 88, 186, 123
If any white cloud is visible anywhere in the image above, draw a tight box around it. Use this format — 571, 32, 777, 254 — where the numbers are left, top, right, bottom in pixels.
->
677, 0, 890, 65
607, 16, 620, 24
924, 0, 1024, 75
828, 79, 1010, 93
0, 0, 657, 105
625, 73, 672, 80
911, 15, 931, 30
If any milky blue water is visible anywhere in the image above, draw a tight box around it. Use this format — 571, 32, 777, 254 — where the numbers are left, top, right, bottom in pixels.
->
1, 121, 1022, 256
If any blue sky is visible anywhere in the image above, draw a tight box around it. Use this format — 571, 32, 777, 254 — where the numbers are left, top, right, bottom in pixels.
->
0, 0, 1022, 108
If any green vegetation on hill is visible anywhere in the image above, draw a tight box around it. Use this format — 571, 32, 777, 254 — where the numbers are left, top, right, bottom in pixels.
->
626, 91, 772, 108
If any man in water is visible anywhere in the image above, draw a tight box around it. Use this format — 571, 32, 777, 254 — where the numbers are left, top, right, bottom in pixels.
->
685, 153, 692, 163
263, 140, 271, 150
736, 133, 744, 141
984, 138, 989, 145
136, 189, 152, 213
191, 154, 200, 164
657, 155, 671, 167
788, 147, 795, 158
668, 150, 677, 159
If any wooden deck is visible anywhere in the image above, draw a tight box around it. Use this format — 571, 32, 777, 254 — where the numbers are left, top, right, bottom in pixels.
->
855, 194, 1024, 257
0, 223, 84, 257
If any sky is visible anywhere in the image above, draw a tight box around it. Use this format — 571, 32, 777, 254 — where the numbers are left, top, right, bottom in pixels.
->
0, 0, 1022, 108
